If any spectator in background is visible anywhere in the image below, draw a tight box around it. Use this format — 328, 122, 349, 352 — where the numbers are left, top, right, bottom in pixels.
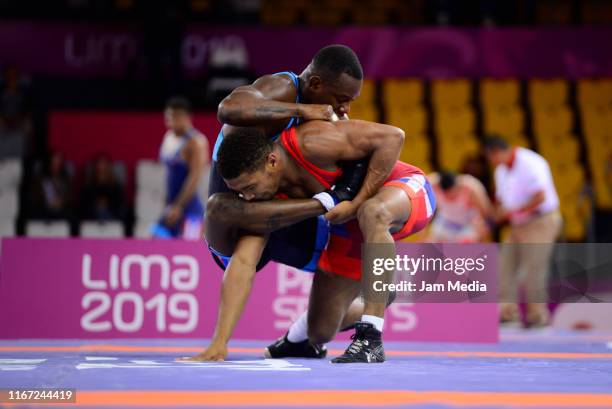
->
484, 137, 562, 328
81, 154, 126, 222
0, 65, 32, 159
428, 170, 493, 243
151, 96, 209, 240
28, 151, 72, 220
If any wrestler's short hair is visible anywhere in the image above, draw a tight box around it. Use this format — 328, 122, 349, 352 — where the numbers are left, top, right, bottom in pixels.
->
311, 44, 363, 82
217, 128, 273, 180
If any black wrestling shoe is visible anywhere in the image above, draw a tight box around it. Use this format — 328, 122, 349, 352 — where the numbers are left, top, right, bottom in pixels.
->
264, 333, 327, 359
331, 322, 385, 363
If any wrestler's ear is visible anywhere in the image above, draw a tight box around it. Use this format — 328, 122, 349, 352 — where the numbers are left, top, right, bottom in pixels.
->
266, 152, 278, 169
308, 75, 323, 92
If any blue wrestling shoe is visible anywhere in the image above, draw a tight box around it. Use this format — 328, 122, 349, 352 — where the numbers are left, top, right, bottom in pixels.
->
264, 333, 327, 359
331, 322, 385, 363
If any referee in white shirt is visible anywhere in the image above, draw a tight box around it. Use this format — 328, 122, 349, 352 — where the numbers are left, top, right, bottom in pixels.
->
484, 137, 562, 327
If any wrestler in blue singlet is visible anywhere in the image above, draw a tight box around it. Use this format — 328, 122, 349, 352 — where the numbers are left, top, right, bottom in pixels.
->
153, 128, 205, 239
208, 71, 329, 271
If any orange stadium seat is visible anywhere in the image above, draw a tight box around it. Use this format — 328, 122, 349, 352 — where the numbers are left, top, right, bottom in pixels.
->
348, 103, 379, 122
435, 106, 476, 138
399, 133, 432, 173
387, 105, 427, 136
578, 78, 612, 108
383, 79, 423, 109
482, 105, 525, 137
437, 134, 480, 172
480, 78, 520, 107
431, 79, 471, 108
528, 79, 569, 108
532, 105, 573, 137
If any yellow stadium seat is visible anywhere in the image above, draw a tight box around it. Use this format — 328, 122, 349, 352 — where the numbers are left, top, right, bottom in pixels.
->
505, 134, 531, 148
532, 105, 573, 136
593, 180, 612, 209
480, 78, 520, 107
431, 79, 471, 108
435, 106, 476, 138
528, 78, 569, 108
581, 107, 612, 137
357, 79, 376, 104
400, 133, 430, 164
438, 135, 480, 171
577, 78, 612, 108
387, 106, 427, 135
348, 103, 378, 122
482, 105, 524, 137
536, 133, 580, 160
383, 79, 423, 109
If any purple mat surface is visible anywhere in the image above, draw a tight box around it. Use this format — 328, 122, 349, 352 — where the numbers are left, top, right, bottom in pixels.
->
1, 329, 612, 408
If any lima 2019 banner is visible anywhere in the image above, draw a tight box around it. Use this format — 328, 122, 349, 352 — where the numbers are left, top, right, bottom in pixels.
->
0, 239, 497, 342
0, 24, 611, 78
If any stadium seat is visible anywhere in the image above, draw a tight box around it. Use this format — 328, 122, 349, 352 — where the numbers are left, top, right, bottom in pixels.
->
80, 221, 125, 238
435, 106, 476, 137
26, 220, 70, 237
577, 79, 612, 108
532, 105, 573, 137
480, 78, 520, 107
383, 79, 423, 109
482, 105, 524, 137
528, 79, 569, 108
581, 107, 612, 138
431, 79, 471, 108
399, 133, 431, 169
357, 79, 376, 104
387, 106, 427, 135
348, 103, 378, 122
438, 135, 480, 171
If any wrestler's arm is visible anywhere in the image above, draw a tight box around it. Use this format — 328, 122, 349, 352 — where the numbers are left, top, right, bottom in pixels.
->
217, 75, 334, 126
182, 234, 267, 361
207, 193, 325, 234
302, 119, 405, 208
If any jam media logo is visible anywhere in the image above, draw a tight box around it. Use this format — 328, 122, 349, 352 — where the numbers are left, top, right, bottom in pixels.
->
80, 254, 199, 334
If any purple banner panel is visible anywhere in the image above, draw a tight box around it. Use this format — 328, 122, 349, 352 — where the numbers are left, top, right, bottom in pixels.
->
1, 23, 611, 79
0, 238, 497, 343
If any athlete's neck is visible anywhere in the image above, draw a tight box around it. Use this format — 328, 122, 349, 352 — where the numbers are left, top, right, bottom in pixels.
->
274, 143, 303, 192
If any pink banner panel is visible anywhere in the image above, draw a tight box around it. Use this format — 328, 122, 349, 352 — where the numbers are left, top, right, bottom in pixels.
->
0, 238, 498, 342
2, 23, 612, 78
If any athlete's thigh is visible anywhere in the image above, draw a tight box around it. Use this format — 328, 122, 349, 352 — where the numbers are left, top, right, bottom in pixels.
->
370, 186, 413, 232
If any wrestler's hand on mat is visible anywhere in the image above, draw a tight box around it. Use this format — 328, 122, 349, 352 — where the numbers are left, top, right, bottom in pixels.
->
164, 204, 183, 227
325, 200, 359, 224
178, 342, 228, 362
301, 104, 336, 122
